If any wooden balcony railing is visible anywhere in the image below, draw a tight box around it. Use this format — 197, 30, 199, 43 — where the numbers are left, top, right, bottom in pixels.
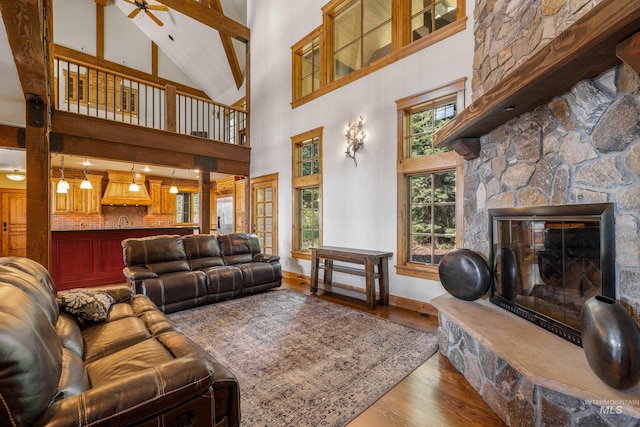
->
53, 57, 247, 145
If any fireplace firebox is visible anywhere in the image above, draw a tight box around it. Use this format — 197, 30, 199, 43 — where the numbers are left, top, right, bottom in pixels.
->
488, 203, 615, 346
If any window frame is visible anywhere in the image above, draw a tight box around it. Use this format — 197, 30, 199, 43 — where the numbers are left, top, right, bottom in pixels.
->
395, 78, 466, 280
291, 0, 466, 107
291, 127, 324, 260
291, 26, 324, 102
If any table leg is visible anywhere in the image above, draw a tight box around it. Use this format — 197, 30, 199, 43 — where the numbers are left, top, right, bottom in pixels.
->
365, 256, 375, 310
324, 259, 334, 285
379, 257, 389, 305
310, 250, 319, 294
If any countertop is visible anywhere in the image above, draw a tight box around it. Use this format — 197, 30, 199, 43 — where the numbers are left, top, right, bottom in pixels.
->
52, 226, 199, 232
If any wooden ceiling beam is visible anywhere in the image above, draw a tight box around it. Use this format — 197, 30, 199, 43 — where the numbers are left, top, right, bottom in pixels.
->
210, 0, 243, 88
617, 32, 640, 75
156, 0, 250, 42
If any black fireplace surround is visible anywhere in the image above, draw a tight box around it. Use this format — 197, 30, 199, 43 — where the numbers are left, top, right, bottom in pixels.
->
488, 203, 615, 346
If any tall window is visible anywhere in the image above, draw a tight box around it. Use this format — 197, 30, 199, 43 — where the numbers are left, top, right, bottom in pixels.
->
291, 128, 323, 259
176, 192, 199, 224
396, 78, 465, 280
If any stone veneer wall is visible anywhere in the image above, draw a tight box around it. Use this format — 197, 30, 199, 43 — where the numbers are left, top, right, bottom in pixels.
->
464, 64, 640, 324
467, 0, 640, 322
473, 0, 602, 100
438, 312, 640, 426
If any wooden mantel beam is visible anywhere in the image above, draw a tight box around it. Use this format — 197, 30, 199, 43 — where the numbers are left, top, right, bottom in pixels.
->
157, 0, 250, 42
617, 32, 640, 75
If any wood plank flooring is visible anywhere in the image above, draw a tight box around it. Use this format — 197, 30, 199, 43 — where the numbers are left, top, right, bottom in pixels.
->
280, 276, 506, 427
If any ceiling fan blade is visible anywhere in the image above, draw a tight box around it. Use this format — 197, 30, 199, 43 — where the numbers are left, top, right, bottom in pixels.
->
128, 8, 141, 19
122, 0, 137, 5
146, 10, 164, 26
147, 5, 169, 11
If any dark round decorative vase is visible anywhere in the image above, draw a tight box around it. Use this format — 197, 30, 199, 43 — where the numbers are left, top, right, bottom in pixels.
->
581, 296, 640, 390
438, 249, 491, 301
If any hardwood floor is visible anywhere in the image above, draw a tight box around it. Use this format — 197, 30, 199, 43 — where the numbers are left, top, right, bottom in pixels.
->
280, 276, 506, 427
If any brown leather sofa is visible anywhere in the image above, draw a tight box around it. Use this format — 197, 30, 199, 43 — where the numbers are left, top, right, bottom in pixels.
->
122, 233, 282, 313
0, 256, 240, 427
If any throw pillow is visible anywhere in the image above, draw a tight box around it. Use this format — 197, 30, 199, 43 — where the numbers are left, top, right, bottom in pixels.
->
58, 290, 115, 321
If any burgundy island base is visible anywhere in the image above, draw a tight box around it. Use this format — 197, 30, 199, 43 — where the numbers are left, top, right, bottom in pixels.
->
50, 227, 196, 290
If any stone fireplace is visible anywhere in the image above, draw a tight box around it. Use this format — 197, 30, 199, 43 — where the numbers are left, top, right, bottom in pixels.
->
432, 0, 640, 424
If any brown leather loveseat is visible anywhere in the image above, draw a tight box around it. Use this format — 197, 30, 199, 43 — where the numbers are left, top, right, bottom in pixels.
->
0, 256, 240, 427
122, 233, 282, 313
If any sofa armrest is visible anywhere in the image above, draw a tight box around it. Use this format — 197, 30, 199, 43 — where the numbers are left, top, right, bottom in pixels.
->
35, 357, 215, 427
253, 254, 280, 263
123, 266, 159, 280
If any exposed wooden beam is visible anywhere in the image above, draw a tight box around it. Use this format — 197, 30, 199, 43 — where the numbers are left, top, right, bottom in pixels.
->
0, 124, 22, 148
156, 0, 250, 42
210, 0, 243, 88
96, 2, 105, 59
152, 42, 159, 76
617, 32, 640, 75
94, 0, 108, 6
434, 0, 640, 155
54, 44, 211, 100
51, 111, 250, 175
199, 173, 211, 234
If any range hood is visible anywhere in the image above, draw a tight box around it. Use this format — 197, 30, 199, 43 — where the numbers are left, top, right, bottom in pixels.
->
101, 170, 152, 206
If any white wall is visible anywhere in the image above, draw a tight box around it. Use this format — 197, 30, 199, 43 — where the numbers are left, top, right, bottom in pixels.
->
248, 0, 475, 303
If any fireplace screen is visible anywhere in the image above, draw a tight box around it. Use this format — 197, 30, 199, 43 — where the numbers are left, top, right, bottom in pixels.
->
489, 203, 615, 346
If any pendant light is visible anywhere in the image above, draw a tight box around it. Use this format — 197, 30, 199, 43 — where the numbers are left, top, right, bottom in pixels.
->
6, 170, 26, 181
169, 169, 178, 194
80, 159, 92, 190
56, 156, 70, 194
128, 163, 140, 192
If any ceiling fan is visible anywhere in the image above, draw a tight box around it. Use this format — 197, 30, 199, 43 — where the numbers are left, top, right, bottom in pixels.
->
123, 0, 168, 26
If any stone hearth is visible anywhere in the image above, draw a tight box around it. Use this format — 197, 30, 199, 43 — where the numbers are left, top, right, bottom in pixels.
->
433, 294, 640, 426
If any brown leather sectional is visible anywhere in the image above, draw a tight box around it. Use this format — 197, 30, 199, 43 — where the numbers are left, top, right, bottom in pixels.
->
122, 233, 282, 313
0, 256, 240, 427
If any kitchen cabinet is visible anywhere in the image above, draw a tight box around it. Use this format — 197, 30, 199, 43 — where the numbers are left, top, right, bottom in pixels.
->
51, 175, 102, 214
161, 185, 176, 215
149, 179, 163, 214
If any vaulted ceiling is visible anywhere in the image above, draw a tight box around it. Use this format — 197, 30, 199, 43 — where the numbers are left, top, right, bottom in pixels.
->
0, 0, 248, 177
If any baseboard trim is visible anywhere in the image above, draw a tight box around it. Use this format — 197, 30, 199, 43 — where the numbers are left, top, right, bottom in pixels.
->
282, 270, 438, 316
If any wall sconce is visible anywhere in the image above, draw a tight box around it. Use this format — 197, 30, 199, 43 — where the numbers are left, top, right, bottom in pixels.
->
169, 169, 179, 194
80, 159, 92, 190
6, 170, 26, 181
128, 163, 140, 192
345, 115, 366, 166
56, 156, 70, 194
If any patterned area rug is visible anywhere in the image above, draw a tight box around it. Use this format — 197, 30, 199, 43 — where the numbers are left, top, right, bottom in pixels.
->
168, 289, 439, 427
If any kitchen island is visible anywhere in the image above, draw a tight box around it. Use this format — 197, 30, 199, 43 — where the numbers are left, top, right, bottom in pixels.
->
51, 227, 197, 290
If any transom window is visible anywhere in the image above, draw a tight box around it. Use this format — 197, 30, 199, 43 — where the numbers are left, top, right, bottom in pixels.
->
291, 0, 466, 106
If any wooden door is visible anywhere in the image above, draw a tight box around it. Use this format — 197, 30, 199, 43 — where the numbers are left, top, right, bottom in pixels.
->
251, 174, 278, 255
1, 190, 27, 257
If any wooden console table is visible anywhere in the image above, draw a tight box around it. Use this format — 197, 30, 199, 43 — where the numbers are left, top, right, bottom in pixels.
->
310, 246, 393, 310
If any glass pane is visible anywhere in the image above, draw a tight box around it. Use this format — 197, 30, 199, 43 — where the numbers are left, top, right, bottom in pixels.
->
265, 217, 273, 231
363, 0, 391, 33
410, 206, 430, 231
335, 2, 361, 51
433, 172, 456, 202
302, 75, 313, 97
257, 218, 265, 231
433, 205, 456, 234
335, 41, 361, 79
301, 144, 312, 160
257, 203, 264, 216
434, 102, 456, 129
257, 188, 264, 202
435, 0, 457, 31
363, 22, 392, 66
412, 0, 434, 15
265, 188, 272, 201
434, 236, 455, 264
265, 202, 273, 216
265, 233, 273, 248
410, 175, 432, 203
301, 161, 313, 177
312, 141, 319, 158
412, 7, 433, 41
313, 159, 319, 175
410, 235, 432, 264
